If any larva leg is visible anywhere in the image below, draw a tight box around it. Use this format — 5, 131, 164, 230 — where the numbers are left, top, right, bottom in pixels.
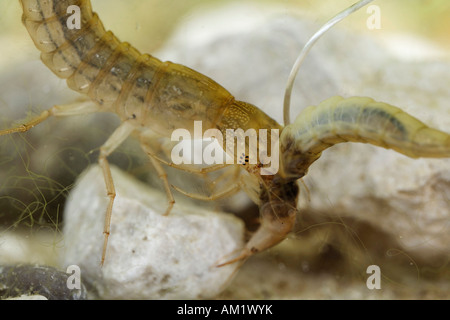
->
139, 137, 175, 216
99, 121, 136, 266
143, 150, 229, 175
0, 100, 100, 136
171, 180, 242, 202
0, 99, 132, 265
206, 165, 241, 193
140, 132, 241, 206
138, 130, 229, 174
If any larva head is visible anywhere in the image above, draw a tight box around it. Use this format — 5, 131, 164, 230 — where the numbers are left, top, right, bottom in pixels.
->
239, 178, 299, 258
218, 100, 282, 134
259, 178, 299, 234
217, 100, 283, 173
215, 176, 299, 267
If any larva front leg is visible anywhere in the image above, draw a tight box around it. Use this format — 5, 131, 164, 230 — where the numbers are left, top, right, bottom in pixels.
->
97, 120, 136, 265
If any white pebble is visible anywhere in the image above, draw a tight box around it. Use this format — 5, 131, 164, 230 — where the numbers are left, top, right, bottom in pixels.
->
61, 165, 244, 299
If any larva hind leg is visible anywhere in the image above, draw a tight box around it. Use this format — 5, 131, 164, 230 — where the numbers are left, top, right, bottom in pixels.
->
0, 100, 100, 136
170, 176, 242, 201
139, 137, 176, 216
0, 99, 135, 266
142, 146, 229, 174
139, 129, 229, 174
140, 132, 240, 206
169, 164, 242, 202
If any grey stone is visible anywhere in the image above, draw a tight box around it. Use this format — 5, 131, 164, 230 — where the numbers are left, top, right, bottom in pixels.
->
61, 165, 244, 299
0, 264, 86, 300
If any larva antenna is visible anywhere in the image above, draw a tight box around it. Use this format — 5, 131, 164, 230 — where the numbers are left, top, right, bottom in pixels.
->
283, 0, 376, 126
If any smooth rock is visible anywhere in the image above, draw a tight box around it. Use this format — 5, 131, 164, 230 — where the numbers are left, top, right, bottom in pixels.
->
61, 165, 244, 299
0, 264, 86, 300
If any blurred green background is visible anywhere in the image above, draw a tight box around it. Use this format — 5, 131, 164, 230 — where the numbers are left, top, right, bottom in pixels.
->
0, 0, 449, 69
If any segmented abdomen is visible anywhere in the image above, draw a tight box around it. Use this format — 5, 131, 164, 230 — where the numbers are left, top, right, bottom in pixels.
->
22, 1, 138, 102
19, 0, 235, 134
280, 96, 450, 178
